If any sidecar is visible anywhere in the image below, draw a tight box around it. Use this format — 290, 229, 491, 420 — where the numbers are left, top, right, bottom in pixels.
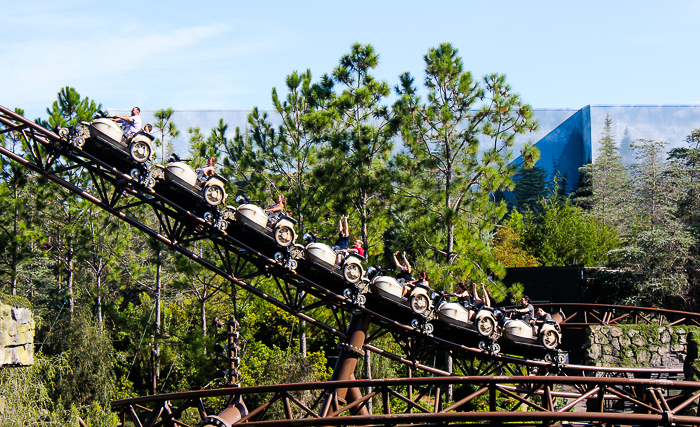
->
371, 275, 433, 316
436, 301, 501, 339
151, 154, 228, 227
58, 111, 155, 186
501, 316, 562, 350
302, 238, 364, 284
230, 196, 297, 249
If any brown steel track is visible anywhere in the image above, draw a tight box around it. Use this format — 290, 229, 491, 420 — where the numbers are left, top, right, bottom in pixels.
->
1, 105, 697, 425
536, 302, 700, 328
110, 376, 700, 426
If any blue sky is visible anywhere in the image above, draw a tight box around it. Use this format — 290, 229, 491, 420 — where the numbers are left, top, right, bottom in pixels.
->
3, 1, 700, 122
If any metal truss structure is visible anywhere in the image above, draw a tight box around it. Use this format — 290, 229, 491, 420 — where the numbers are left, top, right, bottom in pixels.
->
111, 376, 700, 426
2, 105, 699, 426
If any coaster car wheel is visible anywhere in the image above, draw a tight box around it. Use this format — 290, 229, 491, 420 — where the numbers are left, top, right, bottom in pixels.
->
73, 137, 85, 148
410, 293, 430, 315
204, 184, 225, 206
144, 177, 156, 189
343, 262, 363, 284
274, 225, 295, 247
129, 140, 151, 163
411, 318, 421, 330
215, 219, 228, 231
203, 211, 216, 225
477, 316, 496, 337
541, 330, 560, 350
58, 127, 70, 139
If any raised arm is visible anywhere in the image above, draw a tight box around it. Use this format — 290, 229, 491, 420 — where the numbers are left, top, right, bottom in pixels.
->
402, 251, 412, 273
480, 282, 491, 307
393, 251, 402, 269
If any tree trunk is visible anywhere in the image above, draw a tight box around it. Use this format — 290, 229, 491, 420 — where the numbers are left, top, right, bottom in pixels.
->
156, 249, 162, 334
67, 241, 74, 315
364, 349, 372, 414
300, 319, 307, 358
201, 299, 207, 337
445, 351, 453, 402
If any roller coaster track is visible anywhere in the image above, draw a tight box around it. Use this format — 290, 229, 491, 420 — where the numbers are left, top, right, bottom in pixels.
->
110, 377, 700, 426
2, 105, 699, 425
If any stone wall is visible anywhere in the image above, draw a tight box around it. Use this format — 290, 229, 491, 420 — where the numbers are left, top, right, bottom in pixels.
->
584, 325, 697, 368
0, 297, 35, 366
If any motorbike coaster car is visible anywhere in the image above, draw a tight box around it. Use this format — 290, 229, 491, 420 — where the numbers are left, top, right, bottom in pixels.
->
58, 111, 155, 186
290, 233, 365, 286
433, 292, 502, 352
369, 274, 433, 316
232, 194, 298, 255
362, 266, 436, 335
151, 154, 229, 228
499, 310, 563, 351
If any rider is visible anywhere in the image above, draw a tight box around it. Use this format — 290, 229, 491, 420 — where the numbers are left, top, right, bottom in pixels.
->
532, 307, 552, 334
112, 106, 142, 138
333, 214, 350, 250
472, 282, 491, 309
512, 296, 535, 323
393, 251, 414, 282
264, 193, 287, 227
335, 238, 364, 265
403, 271, 429, 297
194, 157, 216, 188
447, 282, 473, 310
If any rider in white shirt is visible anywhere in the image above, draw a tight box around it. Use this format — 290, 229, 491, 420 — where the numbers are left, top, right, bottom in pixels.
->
113, 107, 142, 135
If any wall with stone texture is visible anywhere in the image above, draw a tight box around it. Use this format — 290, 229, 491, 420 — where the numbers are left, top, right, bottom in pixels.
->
584, 325, 696, 368
0, 299, 35, 366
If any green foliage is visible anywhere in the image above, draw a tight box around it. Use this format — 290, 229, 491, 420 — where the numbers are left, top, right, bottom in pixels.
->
512, 166, 548, 214
509, 185, 621, 266
42, 86, 102, 129
153, 108, 180, 162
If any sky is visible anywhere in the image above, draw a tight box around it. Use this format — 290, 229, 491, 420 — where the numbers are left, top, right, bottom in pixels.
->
3, 1, 700, 123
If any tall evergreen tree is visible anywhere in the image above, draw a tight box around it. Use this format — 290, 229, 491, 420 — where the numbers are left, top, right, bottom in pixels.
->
393, 43, 539, 272
153, 108, 180, 162
42, 86, 101, 129
619, 126, 634, 165
0, 108, 38, 296
313, 43, 398, 252
511, 166, 548, 214
578, 114, 630, 235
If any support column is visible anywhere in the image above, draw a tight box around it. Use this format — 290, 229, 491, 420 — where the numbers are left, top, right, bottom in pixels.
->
322, 311, 371, 416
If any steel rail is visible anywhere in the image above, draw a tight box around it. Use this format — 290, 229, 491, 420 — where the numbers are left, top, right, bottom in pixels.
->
110, 376, 700, 426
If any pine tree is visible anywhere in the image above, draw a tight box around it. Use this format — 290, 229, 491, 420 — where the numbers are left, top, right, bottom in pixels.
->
313, 43, 398, 253
512, 166, 548, 214
153, 108, 180, 162
393, 42, 539, 269
42, 86, 101, 129
578, 114, 630, 235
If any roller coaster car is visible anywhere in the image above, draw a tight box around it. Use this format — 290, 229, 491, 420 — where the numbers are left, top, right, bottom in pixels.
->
57, 111, 155, 185
499, 311, 563, 350
289, 233, 365, 285
233, 195, 298, 249
434, 294, 500, 339
367, 270, 433, 317
151, 154, 229, 227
